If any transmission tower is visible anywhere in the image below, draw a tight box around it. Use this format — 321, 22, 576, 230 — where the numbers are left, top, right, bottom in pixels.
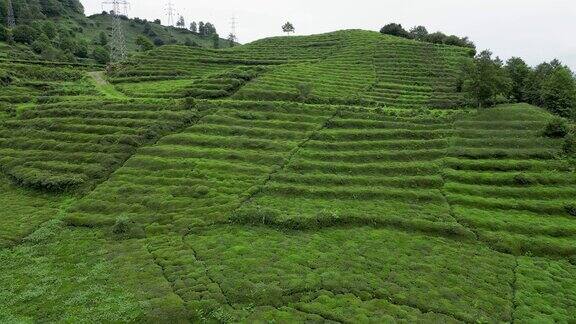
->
165, 1, 176, 26
229, 16, 238, 43
102, 0, 129, 63
6, 0, 16, 28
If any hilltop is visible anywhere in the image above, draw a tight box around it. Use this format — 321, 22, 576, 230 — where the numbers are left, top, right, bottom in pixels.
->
0, 29, 575, 322
110, 30, 473, 108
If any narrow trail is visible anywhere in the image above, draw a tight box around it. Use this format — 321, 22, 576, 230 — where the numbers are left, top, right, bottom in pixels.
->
88, 71, 127, 99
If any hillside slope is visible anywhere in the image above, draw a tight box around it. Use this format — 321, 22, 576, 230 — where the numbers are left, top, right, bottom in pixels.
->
0, 0, 231, 63
111, 30, 473, 108
0, 30, 575, 322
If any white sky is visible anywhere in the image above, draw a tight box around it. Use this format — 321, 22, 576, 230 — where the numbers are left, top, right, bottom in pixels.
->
81, 0, 576, 70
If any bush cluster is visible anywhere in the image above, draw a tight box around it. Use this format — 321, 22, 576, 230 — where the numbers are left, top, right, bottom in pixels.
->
380, 23, 476, 50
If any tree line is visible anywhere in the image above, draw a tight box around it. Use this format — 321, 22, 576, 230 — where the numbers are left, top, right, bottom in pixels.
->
380, 23, 476, 50
460, 51, 576, 118
174, 17, 224, 48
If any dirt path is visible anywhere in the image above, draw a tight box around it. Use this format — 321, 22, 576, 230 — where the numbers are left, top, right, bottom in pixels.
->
88, 71, 127, 99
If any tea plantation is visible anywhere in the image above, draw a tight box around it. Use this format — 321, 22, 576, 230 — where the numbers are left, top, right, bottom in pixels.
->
1, 30, 575, 322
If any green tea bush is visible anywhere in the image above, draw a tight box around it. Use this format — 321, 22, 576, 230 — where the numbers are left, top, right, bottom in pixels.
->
183, 97, 197, 109
513, 174, 535, 186
0, 69, 13, 86
111, 215, 145, 238
230, 207, 281, 226
543, 118, 568, 138
112, 216, 131, 234
23, 219, 64, 244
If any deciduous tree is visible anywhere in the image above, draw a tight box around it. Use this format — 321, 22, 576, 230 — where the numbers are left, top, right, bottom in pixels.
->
282, 22, 295, 34
461, 50, 511, 108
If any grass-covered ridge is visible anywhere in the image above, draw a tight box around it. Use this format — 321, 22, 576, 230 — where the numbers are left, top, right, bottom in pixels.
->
112, 30, 472, 107
0, 27, 575, 322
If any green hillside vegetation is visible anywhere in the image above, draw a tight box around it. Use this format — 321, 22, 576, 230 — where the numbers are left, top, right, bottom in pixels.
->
0, 0, 231, 64
1, 26, 576, 322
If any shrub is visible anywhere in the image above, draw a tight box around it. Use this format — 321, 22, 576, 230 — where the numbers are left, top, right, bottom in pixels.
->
0, 69, 13, 86
153, 37, 165, 46
23, 220, 64, 244
565, 204, 576, 217
563, 134, 576, 155
0, 26, 8, 42
135, 35, 154, 51
295, 82, 313, 101
92, 46, 110, 64
230, 207, 280, 226
112, 216, 131, 235
12, 25, 40, 44
183, 97, 196, 109
111, 215, 144, 238
543, 118, 568, 138
513, 174, 535, 186
380, 23, 410, 38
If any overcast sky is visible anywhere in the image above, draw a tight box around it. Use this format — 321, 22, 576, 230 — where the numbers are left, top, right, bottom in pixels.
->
81, 0, 576, 70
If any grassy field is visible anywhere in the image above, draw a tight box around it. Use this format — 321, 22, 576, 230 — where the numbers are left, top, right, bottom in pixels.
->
0, 29, 575, 322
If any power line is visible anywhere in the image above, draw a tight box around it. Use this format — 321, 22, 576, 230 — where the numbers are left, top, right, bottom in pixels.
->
102, 0, 130, 63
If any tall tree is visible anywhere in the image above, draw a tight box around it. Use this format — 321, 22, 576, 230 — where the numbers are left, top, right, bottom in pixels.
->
189, 21, 197, 33
541, 66, 576, 118
176, 15, 185, 28
523, 61, 559, 106
282, 22, 295, 34
409, 25, 428, 40
505, 57, 531, 102
461, 50, 511, 108
198, 21, 205, 36
227, 33, 237, 47
204, 22, 216, 35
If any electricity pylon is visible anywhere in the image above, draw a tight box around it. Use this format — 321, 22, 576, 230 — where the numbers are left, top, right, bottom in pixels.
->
6, 0, 16, 28
165, 1, 176, 26
102, 0, 129, 63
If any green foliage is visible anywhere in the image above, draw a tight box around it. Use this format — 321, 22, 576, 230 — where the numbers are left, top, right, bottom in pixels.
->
2, 28, 576, 323
540, 66, 576, 118
381, 23, 475, 50
564, 134, 576, 155
282, 21, 295, 34
12, 24, 40, 44
183, 97, 196, 109
111, 215, 144, 238
409, 25, 428, 40
0, 69, 13, 86
461, 50, 511, 107
135, 35, 154, 51
564, 204, 576, 217
505, 57, 531, 102
295, 82, 313, 101
211, 33, 219, 49
543, 117, 569, 138
91, 45, 110, 64
519, 60, 576, 118
380, 23, 410, 38
0, 25, 7, 41
98, 31, 108, 46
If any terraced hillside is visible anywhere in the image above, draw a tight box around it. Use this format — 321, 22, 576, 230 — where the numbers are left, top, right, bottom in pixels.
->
1, 30, 575, 322
111, 30, 472, 107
